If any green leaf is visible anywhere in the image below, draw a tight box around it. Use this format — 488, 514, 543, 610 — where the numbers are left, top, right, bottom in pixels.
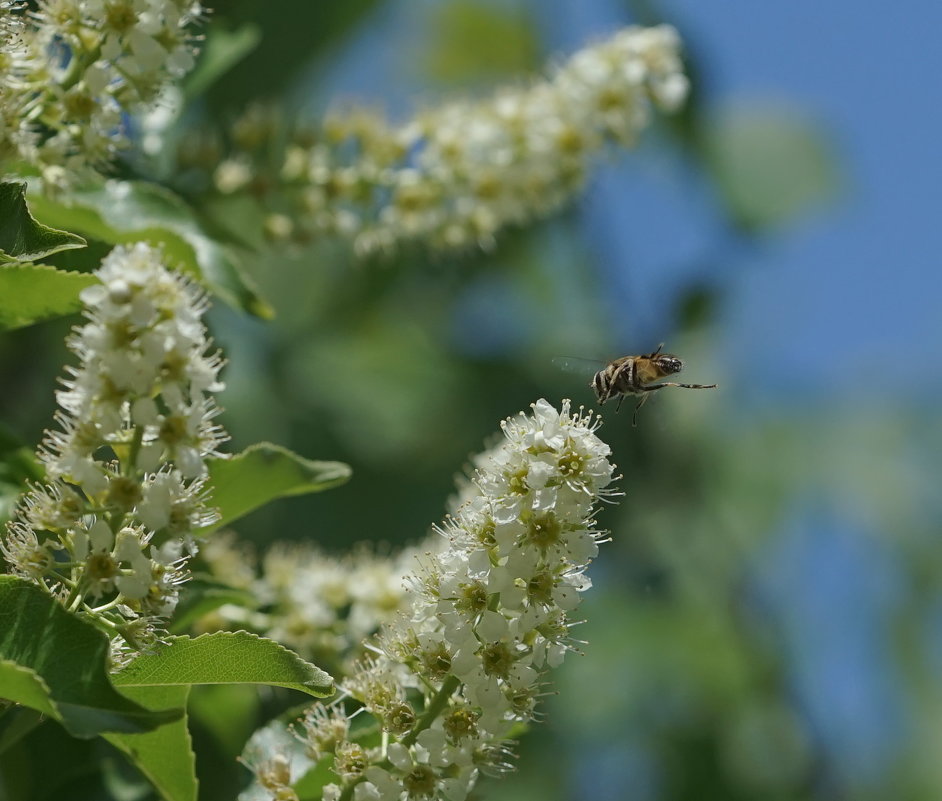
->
0, 706, 44, 756
104, 685, 195, 801
0, 577, 182, 738
0, 182, 86, 263
0, 262, 97, 331
113, 632, 334, 699
202, 443, 351, 533
27, 181, 273, 318
184, 23, 262, 100
104, 633, 331, 801
704, 103, 840, 230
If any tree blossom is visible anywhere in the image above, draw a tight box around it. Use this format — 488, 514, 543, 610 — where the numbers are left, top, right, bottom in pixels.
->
0, 243, 226, 655
243, 399, 617, 801
0, 0, 203, 185
197, 25, 688, 256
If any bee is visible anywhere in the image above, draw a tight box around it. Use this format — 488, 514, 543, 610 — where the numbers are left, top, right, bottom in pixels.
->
590, 344, 717, 426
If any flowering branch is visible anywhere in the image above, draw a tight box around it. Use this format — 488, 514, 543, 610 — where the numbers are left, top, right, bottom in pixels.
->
201, 25, 688, 255
0, 242, 227, 658
0, 0, 204, 187
244, 399, 618, 801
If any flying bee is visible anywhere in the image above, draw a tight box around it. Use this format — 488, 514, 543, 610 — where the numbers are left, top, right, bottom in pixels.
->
555, 345, 717, 426
592, 344, 717, 425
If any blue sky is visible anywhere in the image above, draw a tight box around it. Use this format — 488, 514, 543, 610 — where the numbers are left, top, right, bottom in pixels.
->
310, 0, 942, 406
554, 0, 942, 403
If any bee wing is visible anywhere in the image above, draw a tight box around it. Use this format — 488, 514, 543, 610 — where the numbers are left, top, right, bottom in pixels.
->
551, 356, 605, 378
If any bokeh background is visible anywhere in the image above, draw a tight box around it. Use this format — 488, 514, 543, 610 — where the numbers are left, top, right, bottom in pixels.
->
3, 1, 941, 799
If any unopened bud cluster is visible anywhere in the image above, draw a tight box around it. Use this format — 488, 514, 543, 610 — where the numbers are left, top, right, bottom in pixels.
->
0, 0, 203, 185
200, 25, 688, 256
0, 243, 226, 655
247, 400, 617, 801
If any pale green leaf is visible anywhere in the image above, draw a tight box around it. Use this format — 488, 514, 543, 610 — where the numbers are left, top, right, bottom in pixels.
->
0, 262, 97, 331
114, 631, 334, 698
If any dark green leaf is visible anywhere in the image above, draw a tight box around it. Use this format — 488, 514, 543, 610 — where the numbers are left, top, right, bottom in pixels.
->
0, 423, 43, 526
105, 631, 332, 800
202, 443, 351, 533
0, 263, 97, 331
185, 23, 262, 100
27, 181, 272, 318
104, 685, 195, 801
0, 424, 43, 485
204, 1, 381, 109
0, 577, 182, 738
0, 706, 44, 756
114, 631, 334, 698
0, 182, 86, 263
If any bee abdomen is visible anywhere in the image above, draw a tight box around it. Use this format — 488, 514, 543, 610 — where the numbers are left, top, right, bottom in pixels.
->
591, 370, 607, 401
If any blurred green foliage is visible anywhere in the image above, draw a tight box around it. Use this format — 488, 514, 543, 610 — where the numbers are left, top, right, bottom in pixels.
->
2, 1, 936, 801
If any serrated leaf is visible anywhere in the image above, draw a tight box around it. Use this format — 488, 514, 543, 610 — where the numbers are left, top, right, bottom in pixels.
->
0, 577, 182, 738
27, 181, 272, 318
0, 262, 97, 331
202, 443, 351, 533
113, 632, 333, 698
104, 685, 195, 801
0, 182, 86, 263
105, 633, 331, 801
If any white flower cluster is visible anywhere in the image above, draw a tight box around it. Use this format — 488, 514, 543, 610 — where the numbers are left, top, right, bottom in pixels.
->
0, 243, 225, 653
249, 400, 616, 801
199, 536, 422, 673
210, 25, 687, 256
0, 0, 203, 185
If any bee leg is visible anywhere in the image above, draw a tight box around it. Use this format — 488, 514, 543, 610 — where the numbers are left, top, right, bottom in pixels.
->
632, 394, 649, 426
649, 382, 718, 390
615, 394, 626, 412
632, 383, 672, 425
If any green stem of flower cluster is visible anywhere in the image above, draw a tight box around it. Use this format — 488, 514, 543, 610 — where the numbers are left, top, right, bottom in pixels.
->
335, 674, 462, 801
401, 673, 460, 747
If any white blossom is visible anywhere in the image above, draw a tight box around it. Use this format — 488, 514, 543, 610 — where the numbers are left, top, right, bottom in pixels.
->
1, 243, 226, 655
214, 25, 687, 255
275, 399, 616, 801
0, 0, 203, 182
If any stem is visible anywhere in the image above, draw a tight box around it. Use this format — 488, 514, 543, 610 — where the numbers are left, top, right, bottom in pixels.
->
401, 674, 460, 747
125, 425, 144, 478
336, 675, 462, 801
